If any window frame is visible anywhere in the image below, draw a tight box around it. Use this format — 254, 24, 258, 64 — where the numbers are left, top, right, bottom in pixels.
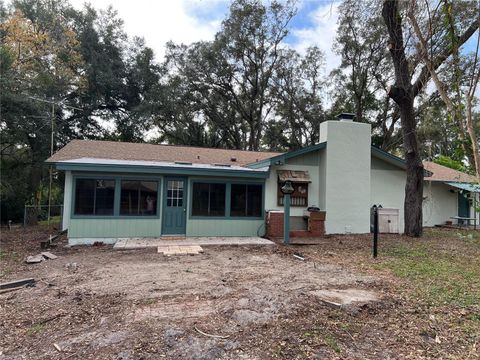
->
189, 179, 265, 220
71, 175, 161, 219
119, 180, 159, 216
191, 182, 227, 217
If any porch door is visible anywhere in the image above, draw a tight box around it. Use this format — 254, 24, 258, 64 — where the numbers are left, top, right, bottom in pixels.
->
458, 192, 470, 220
162, 177, 187, 235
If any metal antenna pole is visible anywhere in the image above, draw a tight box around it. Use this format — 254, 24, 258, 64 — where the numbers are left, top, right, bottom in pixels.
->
47, 101, 54, 226
26, 96, 81, 228
373, 205, 378, 258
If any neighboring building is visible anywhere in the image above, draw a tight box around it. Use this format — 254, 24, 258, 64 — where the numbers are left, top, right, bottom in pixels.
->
47, 115, 480, 245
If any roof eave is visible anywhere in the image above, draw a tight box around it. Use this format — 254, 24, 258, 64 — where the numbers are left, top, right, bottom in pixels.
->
371, 146, 433, 177
51, 161, 270, 179
245, 142, 327, 168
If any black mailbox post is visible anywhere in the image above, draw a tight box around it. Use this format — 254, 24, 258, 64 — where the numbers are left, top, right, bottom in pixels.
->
372, 205, 379, 258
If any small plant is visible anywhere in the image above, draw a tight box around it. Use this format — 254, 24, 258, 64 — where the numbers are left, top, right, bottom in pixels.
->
27, 323, 45, 336
0, 251, 18, 260
457, 232, 473, 240
324, 334, 341, 353
143, 298, 157, 305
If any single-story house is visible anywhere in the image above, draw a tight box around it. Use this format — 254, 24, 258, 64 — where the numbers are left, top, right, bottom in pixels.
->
47, 114, 480, 245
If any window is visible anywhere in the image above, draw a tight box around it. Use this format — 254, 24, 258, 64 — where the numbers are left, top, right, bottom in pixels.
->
74, 179, 115, 215
120, 181, 158, 215
230, 184, 262, 217
277, 182, 308, 206
167, 180, 184, 207
192, 183, 226, 216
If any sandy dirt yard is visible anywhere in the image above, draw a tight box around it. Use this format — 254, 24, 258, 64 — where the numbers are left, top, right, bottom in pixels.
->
1, 226, 479, 359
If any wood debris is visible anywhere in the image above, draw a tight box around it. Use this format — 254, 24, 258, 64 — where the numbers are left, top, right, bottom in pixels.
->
25, 252, 58, 264
0, 278, 35, 292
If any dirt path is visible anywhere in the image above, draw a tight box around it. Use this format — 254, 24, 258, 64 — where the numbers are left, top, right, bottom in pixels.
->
1, 227, 478, 359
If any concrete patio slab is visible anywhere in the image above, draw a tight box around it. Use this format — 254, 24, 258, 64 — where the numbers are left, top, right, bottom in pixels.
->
113, 237, 274, 250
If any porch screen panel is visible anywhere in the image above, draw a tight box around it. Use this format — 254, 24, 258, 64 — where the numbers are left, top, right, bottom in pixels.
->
74, 179, 115, 215
120, 181, 158, 215
192, 183, 226, 216
230, 184, 262, 217
246, 184, 262, 217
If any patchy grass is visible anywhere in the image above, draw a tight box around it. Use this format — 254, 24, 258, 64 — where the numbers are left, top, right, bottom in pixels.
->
0, 250, 18, 260
38, 216, 61, 226
26, 323, 45, 336
380, 230, 480, 307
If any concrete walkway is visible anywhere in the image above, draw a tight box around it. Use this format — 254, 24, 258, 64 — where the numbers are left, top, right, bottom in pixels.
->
113, 237, 274, 249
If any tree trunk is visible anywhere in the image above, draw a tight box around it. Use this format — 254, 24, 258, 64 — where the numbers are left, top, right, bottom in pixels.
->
383, 0, 424, 237
466, 100, 480, 182
398, 98, 424, 236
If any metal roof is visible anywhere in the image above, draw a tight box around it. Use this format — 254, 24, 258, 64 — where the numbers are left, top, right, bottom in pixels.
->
445, 182, 480, 193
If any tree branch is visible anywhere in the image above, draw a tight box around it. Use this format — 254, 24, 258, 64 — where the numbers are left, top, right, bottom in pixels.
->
412, 15, 480, 96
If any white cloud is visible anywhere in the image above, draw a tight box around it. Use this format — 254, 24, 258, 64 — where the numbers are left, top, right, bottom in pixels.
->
69, 0, 223, 61
290, 3, 341, 75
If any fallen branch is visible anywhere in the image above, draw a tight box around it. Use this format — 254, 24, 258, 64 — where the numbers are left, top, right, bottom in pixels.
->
0, 286, 26, 295
194, 325, 230, 339
0, 278, 35, 290
38, 313, 67, 325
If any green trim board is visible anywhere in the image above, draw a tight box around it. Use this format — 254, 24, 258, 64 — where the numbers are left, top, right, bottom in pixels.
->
246, 142, 327, 168
371, 146, 433, 176
446, 182, 480, 193
371, 146, 406, 170
70, 174, 162, 220
187, 178, 265, 220
246, 142, 432, 177
53, 161, 269, 179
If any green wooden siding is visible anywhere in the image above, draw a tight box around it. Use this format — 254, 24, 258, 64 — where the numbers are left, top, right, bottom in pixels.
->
186, 219, 265, 237
67, 171, 267, 239
69, 218, 161, 238
285, 150, 319, 166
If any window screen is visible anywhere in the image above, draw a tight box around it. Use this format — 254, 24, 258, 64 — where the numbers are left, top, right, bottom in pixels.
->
120, 181, 158, 215
192, 183, 226, 216
74, 179, 115, 215
230, 184, 262, 217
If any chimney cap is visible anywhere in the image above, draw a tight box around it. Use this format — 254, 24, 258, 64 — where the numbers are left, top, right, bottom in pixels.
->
336, 113, 355, 121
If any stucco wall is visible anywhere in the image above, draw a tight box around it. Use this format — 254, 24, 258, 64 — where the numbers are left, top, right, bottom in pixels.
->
264, 151, 321, 217
423, 182, 458, 227
320, 121, 371, 234
370, 157, 406, 233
